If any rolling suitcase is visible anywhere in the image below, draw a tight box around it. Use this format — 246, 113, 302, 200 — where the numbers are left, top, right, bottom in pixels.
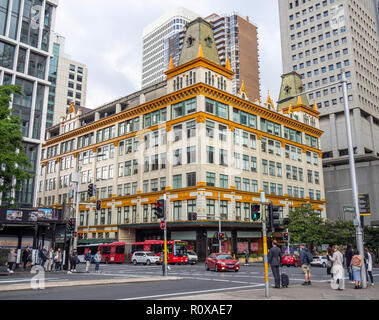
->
281, 272, 289, 288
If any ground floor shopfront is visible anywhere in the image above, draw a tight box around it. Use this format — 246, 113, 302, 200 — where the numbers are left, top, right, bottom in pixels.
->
122, 221, 270, 261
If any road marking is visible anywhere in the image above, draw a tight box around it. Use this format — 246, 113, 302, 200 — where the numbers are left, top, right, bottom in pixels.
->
119, 284, 265, 300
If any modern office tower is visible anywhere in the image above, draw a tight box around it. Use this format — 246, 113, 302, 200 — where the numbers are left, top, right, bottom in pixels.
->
164, 12, 261, 99
278, 0, 379, 225
46, 33, 88, 129
0, 0, 59, 207
39, 18, 325, 259
141, 7, 199, 89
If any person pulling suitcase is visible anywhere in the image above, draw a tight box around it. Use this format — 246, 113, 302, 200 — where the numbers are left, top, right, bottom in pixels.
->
268, 241, 282, 289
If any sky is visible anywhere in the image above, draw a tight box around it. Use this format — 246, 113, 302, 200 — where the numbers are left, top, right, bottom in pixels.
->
55, 0, 283, 109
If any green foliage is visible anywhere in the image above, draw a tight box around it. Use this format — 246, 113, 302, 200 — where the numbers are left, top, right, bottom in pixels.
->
0, 85, 33, 206
323, 219, 355, 246
363, 226, 379, 252
288, 203, 325, 247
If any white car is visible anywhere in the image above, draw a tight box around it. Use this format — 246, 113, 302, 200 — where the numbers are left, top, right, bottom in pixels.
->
131, 251, 160, 265
187, 251, 198, 265
310, 255, 329, 268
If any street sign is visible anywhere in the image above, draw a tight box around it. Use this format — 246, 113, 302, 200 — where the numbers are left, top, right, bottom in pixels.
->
343, 206, 355, 213
160, 220, 165, 230
358, 194, 370, 215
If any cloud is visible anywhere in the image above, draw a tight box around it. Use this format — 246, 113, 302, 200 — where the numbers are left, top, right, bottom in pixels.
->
54, 0, 283, 108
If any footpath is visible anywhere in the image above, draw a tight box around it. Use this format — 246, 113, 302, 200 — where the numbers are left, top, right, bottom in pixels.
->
170, 281, 379, 300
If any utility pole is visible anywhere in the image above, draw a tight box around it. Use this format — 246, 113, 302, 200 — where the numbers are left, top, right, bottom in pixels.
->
341, 69, 367, 288
261, 192, 269, 298
163, 194, 168, 276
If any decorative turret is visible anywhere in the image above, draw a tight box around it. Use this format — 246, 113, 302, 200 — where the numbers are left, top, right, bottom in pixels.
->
277, 71, 310, 110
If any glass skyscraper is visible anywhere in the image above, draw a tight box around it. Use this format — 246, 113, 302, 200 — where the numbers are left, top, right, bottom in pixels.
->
0, 0, 58, 207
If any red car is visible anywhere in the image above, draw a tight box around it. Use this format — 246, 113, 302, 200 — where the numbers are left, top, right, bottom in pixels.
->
281, 254, 301, 267
205, 253, 240, 272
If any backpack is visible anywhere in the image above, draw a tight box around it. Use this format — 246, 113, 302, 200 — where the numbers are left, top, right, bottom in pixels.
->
307, 252, 313, 264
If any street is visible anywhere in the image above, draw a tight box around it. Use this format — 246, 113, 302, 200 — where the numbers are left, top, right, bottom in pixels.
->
1, 263, 376, 300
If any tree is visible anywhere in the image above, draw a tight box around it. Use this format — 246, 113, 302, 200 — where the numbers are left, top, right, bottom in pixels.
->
323, 219, 355, 246
0, 85, 33, 207
363, 226, 379, 252
288, 203, 325, 247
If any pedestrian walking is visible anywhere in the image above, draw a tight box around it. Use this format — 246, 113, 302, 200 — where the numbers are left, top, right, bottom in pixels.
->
300, 243, 313, 286
7, 249, 17, 273
46, 247, 54, 272
364, 247, 374, 286
54, 248, 62, 271
351, 249, 362, 289
267, 240, 282, 289
85, 250, 92, 273
69, 250, 78, 272
244, 249, 249, 265
94, 251, 102, 273
328, 245, 345, 290
345, 244, 354, 283
22, 246, 32, 271
38, 245, 48, 268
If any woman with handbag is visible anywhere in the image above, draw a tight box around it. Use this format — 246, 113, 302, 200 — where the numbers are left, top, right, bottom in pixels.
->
351, 249, 362, 289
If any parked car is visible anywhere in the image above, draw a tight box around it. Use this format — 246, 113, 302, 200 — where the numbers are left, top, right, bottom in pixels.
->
310, 255, 328, 268
281, 254, 301, 267
205, 253, 239, 272
131, 251, 160, 265
186, 250, 198, 265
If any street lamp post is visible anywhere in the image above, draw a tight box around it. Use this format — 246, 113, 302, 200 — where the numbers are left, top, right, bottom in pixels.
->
281, 69, 367, 287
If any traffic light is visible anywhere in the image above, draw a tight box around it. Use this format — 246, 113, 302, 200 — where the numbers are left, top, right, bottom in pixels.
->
251, 204, 261, 221
268, 202, 280, 232
218, 232, 225, 241
153, 199, 166, 219
188, 212, 197, 221
96, 200, 102, 210
87, 183, 94, 197
78, 233, 84, 240
67, 218, 76, 233
283, 232, 288, 241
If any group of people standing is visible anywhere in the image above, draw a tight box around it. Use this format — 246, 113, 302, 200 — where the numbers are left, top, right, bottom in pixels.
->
268, 242, 375, 290
37, 246, 64, 271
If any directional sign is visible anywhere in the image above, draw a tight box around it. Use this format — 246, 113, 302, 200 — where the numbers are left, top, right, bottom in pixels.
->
358, 194, 370, 216
343, 206, 355, 213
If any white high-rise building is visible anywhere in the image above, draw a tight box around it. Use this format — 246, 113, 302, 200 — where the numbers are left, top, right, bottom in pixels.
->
47, 33, 88, 128
278, 0, 379, 225
141, 7, 199, 89
0, 0, 59, 207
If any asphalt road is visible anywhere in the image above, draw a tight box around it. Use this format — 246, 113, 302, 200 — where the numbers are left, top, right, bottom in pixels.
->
0, 262, 352, 300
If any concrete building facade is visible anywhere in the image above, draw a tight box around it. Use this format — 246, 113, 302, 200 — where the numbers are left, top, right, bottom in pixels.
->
278, 0, 379, 225
38, 18, 325, 260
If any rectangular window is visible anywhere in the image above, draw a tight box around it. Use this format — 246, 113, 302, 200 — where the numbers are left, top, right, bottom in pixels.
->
220, 174, 228, 189
206, 172, 216, 187
173, 174, 182, 189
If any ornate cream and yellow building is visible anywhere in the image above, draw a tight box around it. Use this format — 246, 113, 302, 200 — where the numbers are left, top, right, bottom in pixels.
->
37, 18, 325, 259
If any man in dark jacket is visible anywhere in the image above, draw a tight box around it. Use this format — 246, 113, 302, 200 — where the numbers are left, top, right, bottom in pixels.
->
300, 244, 313, 285
268, 241, 282, 288
39, 245, 48, 268
22, 246, 31, 271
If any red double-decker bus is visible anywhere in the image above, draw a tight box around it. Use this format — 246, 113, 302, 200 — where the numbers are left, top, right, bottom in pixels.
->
98, 240, 188, 264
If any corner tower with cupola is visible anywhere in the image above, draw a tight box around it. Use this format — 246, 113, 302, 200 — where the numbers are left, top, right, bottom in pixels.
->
165, 18, 234, 95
